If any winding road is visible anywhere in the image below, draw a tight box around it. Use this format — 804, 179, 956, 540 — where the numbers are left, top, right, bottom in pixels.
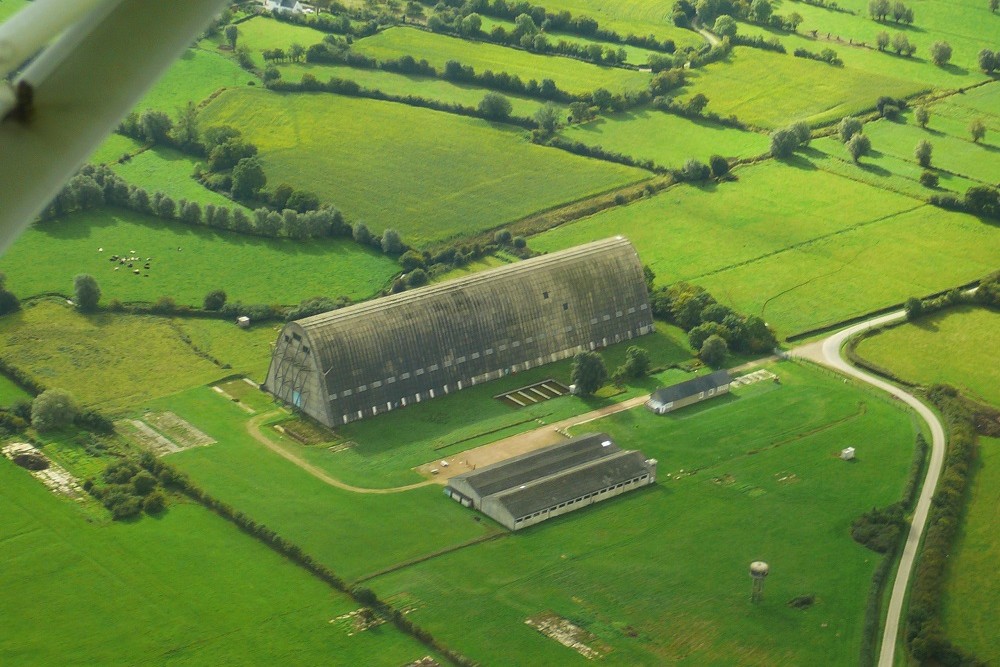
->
793, 310, 946, 667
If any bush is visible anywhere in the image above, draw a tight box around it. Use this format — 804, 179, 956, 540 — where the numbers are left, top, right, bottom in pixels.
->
919, 171, 938, 188
700, 334, 728, 367
143, 490, 166, 514
203, 289, 227, 311
406, 268, 428, 287
31, 389, 78, 432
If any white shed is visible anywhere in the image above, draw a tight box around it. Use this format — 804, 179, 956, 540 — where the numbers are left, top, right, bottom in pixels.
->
841, 447, 856, 461
237, 316, 251, 328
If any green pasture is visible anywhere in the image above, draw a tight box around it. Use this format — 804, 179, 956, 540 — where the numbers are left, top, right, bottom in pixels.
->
0, 301, 222, 412
176, 318, 281, 383
112, 146, 255, 212
560, 106, 771, 167
207, 16, 329, 68
275, 61, 569, 118
535, 0, 705, 50
762, 0, 999, 75
933, 81, 1000, 127
89, 134, 144, 165
531, 161, 1000, 336
136, 47, 250, 113
0, 0, 27, 21
940, 436, 1000, 662
854, 306, 1000, 407
367, 362, 917, 664
296, 323, 693, 488
198, 88, 650, 246
0, 459, 430, 666
807, 138, 980, 199
734, 17, 986, 92
679, 47, 923, 128
153, 387, 494, 582
352, 27, 652, 95
476, 15, 679, 66
0, 373, 29, 406
0, 207, 398, 305
855, 113, 1000, 185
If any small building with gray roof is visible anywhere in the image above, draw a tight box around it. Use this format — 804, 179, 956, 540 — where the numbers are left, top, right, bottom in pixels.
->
645, 369, 731, 415
445, 433, 656, 530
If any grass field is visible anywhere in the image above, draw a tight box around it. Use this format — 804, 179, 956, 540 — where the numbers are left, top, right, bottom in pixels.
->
535, 0, 705, 50
111, 146, 255, 212
0, 459, 432, 666
210, 16, 329, 68
0, 373, 30, 406
135, 47, 250, 113
560, 106, 772, 167
364, 361, 917, 664
678, 47, 925, 128
198, 88, 650, 246
530, 160, 1000, 336
151, 386, 495, 581
940, 436, 1000, 662
175, 318, 281, 383
0, 301, 223, 412
0, 208, 399, 305
352, 27, 652, 95
854, 306, 1000, 407
0, 0, 27, 21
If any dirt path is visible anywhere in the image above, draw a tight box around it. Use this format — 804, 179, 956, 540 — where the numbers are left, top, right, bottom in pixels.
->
245, 411, 435, 494
791, 310, 945, 667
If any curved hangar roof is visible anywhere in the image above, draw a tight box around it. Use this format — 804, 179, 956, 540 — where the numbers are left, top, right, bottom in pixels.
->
264, 237, 652, 426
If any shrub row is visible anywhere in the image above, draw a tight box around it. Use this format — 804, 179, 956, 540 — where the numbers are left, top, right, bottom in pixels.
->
651, 94, 748, 129
730, 33, 787, 53
141, 454, 476, 665
929, 185, 1000, 221
539, 136, 667, 173
267, 7, 379, 38
793, 46, 842, 65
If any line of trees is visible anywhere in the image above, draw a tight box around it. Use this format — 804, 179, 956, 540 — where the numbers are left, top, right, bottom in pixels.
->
868, 0, 915, 23
929, 185, 1000, 221
793, 46, 842, 66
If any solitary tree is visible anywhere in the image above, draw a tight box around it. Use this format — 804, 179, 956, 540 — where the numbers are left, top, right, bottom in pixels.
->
891, 32, 914, 56
478, 92, 513, 121
709, 154, 729, 178
713, 14, 737, 38
930, 41, 952, 66
381, 228, 405, 255
352, 221, 373, 246
969, 118, 986, 143
700, 334, 728, 367
790, 121, 811, 147
914, 106, 929, 128
571, 351, 608, 396
838, 116, 863, 143
73, 274, 100, 311
847, 133, 872, 162
31, 389, 78, 432
914, 139, 932, 167
876, 31, 890, 50
224, 25, 238, 49
919, 170, 938, 188
533, 103, 561, 134
770, 127, 799, 158
869, 0, 890, 20
623, 346, 651, 378
978, 48, 997, 73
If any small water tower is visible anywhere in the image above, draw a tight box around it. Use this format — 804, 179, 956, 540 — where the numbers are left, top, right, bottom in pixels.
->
749, 561, 769, 603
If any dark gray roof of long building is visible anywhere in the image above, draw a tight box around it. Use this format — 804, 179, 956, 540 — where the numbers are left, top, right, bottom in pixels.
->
650, 369, 731, 404
496, 450, 652, 519
455, 433, 618, 498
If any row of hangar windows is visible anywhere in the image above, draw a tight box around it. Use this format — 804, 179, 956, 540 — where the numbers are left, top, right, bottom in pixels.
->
326, 305, 650, 400
512, 473, 651, 525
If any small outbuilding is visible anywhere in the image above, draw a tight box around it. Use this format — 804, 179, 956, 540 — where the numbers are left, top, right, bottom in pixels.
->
645, 369, 731, 415
236, 316, 251, 328
841, 447, 856, 461
445, 433, 656, 531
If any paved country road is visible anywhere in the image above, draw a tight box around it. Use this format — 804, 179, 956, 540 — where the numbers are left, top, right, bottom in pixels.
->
793, 310, 946, 667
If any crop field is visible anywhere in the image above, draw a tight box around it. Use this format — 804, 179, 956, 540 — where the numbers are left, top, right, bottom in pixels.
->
530, 161, 1000, 336
0, 208, 399, 305
0, 459, 431, 666
274, 61, 568, 118
111, 146, 255, 212
560, 106, 772, 167
149, 386, 494, 581
135, 47, 250, 113
365, 362, 917, 664
854, 306, 1000, 407
940, 436, 1000, 662
0, 301, 223, 412
679, 47, 924, 128
198, 88, 650, 246
536, 0, 704, 49
352, 27, 652, 94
